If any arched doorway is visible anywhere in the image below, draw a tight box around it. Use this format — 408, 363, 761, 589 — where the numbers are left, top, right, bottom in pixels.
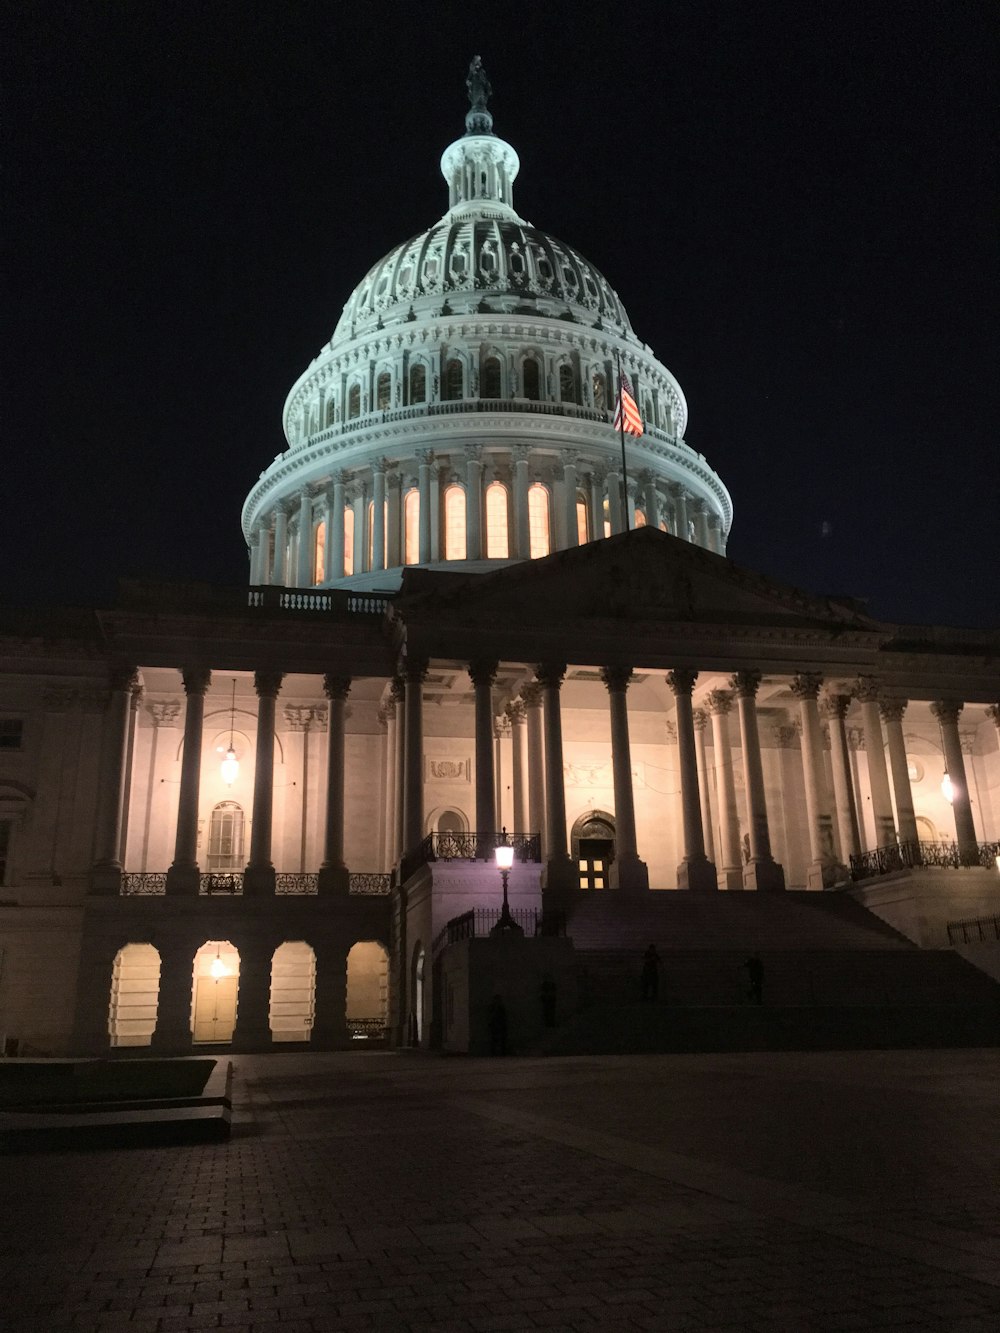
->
191, 941, 240, 1043
345, 940, 389, 1041
269, 941, 316, 1042
108, 943, 160, 1047
916, 816, 941, 844
412, 944, 425, 1046
571, 811, 616, 890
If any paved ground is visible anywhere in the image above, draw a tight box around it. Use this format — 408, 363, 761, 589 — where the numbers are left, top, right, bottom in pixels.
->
2, 1048, 999, 1331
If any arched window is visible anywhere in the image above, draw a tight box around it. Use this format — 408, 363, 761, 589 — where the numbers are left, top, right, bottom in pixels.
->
444, 485, 467, 560
592, 372, 606, 412
346, 941, 390, 1041
269, 941, 316, 1043
404, 489, 420, 565
603, 499, 612, 539
207, 802, 245, 870
659, 520, 668, 533
325, 398, 336, 427
523, 358, 540, 401
643, 397, 654, 426
528, 483, 550, 558
376, 372, 391, 411
367, 500, 388, 569
348, 384, 361, 419
409, 363, 426, 403
634, 508, 647, 527
481, 357, 502, 398
559, 364, 576, 403
313, 522, 325, 584
444, 358, 464, 401
191, 941, 240, 1044
108, 944, 160, 1047
576, 494, 590, 544
343, 507, 355, 576
485, 482, 509, 558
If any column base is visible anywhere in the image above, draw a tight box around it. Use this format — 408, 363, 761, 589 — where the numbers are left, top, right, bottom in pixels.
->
677, 856, 718, 892
719, 866, 744, 890
165, 864, 201, 896
807, 860, 848, 890
89, 863, 122, 896
243, 865, 276, 896
743, 859, 786, 892
317, 864, 350, 895
614, 857, 649, 894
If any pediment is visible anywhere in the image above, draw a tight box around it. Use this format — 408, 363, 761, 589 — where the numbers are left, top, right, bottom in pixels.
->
398, 528, 882, 634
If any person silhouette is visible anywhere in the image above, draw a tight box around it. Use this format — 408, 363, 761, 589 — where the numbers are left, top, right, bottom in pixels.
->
640, 944, 660, 1002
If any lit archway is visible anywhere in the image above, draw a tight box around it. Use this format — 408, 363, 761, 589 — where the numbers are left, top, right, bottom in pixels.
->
108, 943, 160, 1047
269, 941, 316, 1042
444, 485, 467, 560
571, 810, 616, 890
346, 940, 389, 1041
191, 941, 240, 1044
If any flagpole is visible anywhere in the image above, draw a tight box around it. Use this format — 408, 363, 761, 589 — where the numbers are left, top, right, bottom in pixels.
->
616, 350, 630, 533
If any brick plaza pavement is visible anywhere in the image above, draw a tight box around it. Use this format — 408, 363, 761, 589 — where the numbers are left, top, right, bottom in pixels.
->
2, 1048, 999, 1331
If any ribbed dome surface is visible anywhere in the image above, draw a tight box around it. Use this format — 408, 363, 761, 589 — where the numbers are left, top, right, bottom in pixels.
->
332, 217, 634, 343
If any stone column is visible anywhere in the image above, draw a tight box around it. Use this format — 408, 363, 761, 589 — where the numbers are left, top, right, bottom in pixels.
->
821, 693, 862, 862
417, 451, 433, 563
641, 471, 660, 530
790, 674, 843, 888
606, 467, 624, 534
522, 683, 546, 853
690, 499, 709, 548
692, 709, 716, 865
272, 505, 289, 586
669, 484, 689, 541
329, 475, 346, 580
880, 699, 919, 848
513, 445, 531, 559
536, 665, 573, 891
402, 658, 428, 856
469, 660, 498, 846
382, 698, 397, 869
232, 938, 274, 1052
386, 472, 401, 568
166, 667, 211, 896
295, 490, 313, 587
318, 675, 351, 894
508, 700, 529, 835
150, 944, 195, 1053
429, 464, 441, 561
248, 530, 261, 585
666, 670, 718, 891
464, 447, 483, 560
562, 458, 579, 547
588, 467, 605, 541
708, 514, 725, 555
601, 667, 649, 892
91, 666, 139, 893
244, 671, 283, 895
705, 690, 743, 889
371, 461, 386, 572
730, 670, 785, 890
392, 678, 406, 861
493, 717, 507, 832
931, 700, 979, 862
853, 677, 897, 848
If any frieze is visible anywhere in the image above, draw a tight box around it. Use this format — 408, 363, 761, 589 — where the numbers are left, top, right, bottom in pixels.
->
426, 757, 470, 782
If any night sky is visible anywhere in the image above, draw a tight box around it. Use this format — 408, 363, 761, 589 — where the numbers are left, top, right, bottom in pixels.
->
6, 1, 998, 628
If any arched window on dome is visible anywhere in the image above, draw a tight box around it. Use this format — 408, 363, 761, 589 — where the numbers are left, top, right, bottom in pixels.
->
409, 363, 426, 404
592, 372, 606, 413
376, 373, 391, 412
485, 482, 509, 558
444, 485, 467, 560
528, 484, 550, 559
634, 509, 646, 528
403, 489, 420, 565
576, 494, 590, 545
325, 398, 336, 427
444, 359, 464, 401
643, 396, 654, 427
481, 357, 502, 399
523, 358, 541, 401
559, 364, 576, 403
343, 507, 355, 576
367, 500, 387, 570
348, 384, 361, 419
313, 522, 326, 584
603, 499, 612, 539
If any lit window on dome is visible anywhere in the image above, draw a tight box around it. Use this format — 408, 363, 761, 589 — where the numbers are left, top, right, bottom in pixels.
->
635, 509, 646, 528
313, 522, 325, 584
523, 358, 540, 401
528, 484, 550, 558
481, 357, 501, 399
592, 372, 606, 412
348, 384, 361, 419
404, 490, 420, 565
376, 373, 391, 411
485, 483, 509, 558
444, 485, 466, 560
444, 359, 464, 401
576, 496, 589, 545
409, 363, 426, 404
559, 364, 576, 403
367, 500, 387, 570
344, 508, 355, 576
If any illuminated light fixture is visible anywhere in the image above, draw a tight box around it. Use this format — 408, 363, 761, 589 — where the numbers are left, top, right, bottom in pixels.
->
221, 678, 239, 786
491, 829, 523, 935
210, 952, 229, 979
941, 771, 955, 805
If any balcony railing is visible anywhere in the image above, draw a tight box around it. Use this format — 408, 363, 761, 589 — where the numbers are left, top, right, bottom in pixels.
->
947, 914, 1000, 945
247, 587, 391, 615
201, 872, 245, 894
432, 906, 566, 954
348, 872, 392, 895
850, 839, 1000, 881
121, 872, 167, 896
275, 872, 317, 895
403, 830, 541, 880
120, 869, 392, 897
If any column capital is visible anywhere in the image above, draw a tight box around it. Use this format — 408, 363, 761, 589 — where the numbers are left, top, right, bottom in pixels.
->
323, 674, 352, 702
494, 715, 511, 740
820, 691, 852, 720
852, 674, 882, 704
390, 676, 406, 704
667, 481, 687, 499
692, 708, 709, 732
730, 669, 761, 699
108, 665, 140, 693
930, 699, 963, 725
879, 698, 907, 723
535, 663, 566, 690
520, 681, 544, 708
463, 444, 483, 463
372, 456, 389, 476
416, 448, 435, 466
666, 669, 698, 697
376, 701, 393, 727
600, 665, 633, 694
405, 656, 429, 685
506, 698, 527, 724
511, 443, 532, 463
789, 673, 823, 702
986, 704, 1000, 725
253, 671, 283, 700
704, 688, 733, 716
181, 667, 212, 696
468, 659, 499, 689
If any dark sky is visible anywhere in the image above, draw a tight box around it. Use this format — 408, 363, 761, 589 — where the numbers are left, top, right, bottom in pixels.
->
6, 1, 998, 628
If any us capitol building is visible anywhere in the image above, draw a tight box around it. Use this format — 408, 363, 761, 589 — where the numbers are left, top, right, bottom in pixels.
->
1, 64, 998, 1057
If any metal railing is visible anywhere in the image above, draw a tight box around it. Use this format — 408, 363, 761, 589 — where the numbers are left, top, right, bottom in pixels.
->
850, 839, 1000, 881
947, 914, 1000, 945
275, 872, 318, 895
121, 869, 390, 897
403, 830, 541, 879
121, 872, 167, 896
434, 907, 566, 952
349, 872, 392, 895
347, 1017, 388, 1039
247, 587, 391, 615
200, 873, 245, 894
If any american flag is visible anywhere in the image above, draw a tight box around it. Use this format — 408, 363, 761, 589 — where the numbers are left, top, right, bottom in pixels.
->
613, 371, 643, 436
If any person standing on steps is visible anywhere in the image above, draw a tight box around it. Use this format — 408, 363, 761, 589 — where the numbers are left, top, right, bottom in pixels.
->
640, 944, 660, 1002
743, 953, 764, 1005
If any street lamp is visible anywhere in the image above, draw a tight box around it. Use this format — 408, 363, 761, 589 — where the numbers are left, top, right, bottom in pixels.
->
491, 828, 523, 936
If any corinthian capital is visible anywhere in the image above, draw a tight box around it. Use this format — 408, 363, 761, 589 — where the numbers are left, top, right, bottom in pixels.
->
600, 665, 633, 694
852, 675, 881, 704
820, 691, 851, 721
729, 669, 761, 700
704, 688, 733, 716
789, 673, 822, 702
878, 698, 907, 724
666, 669, 698, 697
535, 662, 566, 690
930, 699, 963, 726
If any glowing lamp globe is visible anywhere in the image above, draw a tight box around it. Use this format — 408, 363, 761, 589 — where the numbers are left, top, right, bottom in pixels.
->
495, 844, 515, 871
221, 747, 239, 786
210, 956, 229, 979
940, 772, 955, 804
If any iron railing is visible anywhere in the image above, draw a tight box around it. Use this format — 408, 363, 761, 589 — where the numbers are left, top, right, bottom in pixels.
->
947, 914, 1000, 945
275, 872, 318, 895
403, 830, 541, 879
850, 839, 1000, 881
200, 872, 245, 894
121, 869, 389, 897
348, 872, 392, 895
121, 872, 167, 896
347, 1017, 388, 1039
434, 907, 566, 952
247, 587, 391, 615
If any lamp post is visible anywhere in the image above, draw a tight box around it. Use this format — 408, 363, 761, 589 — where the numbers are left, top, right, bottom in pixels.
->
491, 829, 523, 936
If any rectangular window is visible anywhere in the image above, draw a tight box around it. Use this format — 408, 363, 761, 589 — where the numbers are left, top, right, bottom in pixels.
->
0, 720, 23, 750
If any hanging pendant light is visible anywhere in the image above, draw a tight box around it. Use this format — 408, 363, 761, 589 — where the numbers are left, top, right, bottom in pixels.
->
221, 678, 239, 785
936, 717, 954, 804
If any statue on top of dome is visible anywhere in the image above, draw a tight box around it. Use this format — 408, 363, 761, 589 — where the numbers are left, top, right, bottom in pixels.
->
466, 56, 492, 111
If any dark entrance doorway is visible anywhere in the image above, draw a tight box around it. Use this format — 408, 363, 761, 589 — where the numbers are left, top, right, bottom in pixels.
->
572, 811, 616, 890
